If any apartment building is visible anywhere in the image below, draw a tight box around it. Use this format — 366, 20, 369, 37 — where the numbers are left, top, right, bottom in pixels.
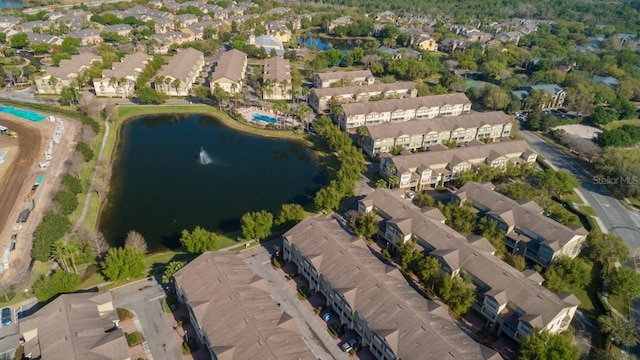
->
337, 93, 472, 131
362, 111, 513, 156
455, 182, 588, 268
511, 83, 566, 110
173, 252, 316, 360
94, 52, 151, 98
20, 292, 129, 360
358, 189, 580, 343
283, 217, 502, 360
309, 81, 417, 113
154, 47, 204, 96
67, 29, 102, 46
262, 56, 292, 100
210, 49, 248, 94
35, 53, 102, 94
379, 140, 537, 190
265, 21, 292, 43
313, 70, 374, 88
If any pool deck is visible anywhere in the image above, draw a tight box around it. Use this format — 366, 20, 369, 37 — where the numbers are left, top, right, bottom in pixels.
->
237, 107, 300, 128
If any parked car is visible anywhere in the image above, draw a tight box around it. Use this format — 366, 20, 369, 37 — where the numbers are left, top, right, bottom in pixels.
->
330, 323, 348, 336
341, 337, 359, 352
2, 308, 11, 327
321, 310, 336, 322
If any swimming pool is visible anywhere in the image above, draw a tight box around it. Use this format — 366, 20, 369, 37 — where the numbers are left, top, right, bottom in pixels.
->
251, 113, 277, 124
0, 106, 45, 122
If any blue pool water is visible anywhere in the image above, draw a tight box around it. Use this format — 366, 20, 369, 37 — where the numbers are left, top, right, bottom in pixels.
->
252, 113, 277, 124
0, 106, 44, 122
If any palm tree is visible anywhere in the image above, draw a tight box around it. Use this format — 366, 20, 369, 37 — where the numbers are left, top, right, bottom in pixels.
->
164, 77, 173, 95
109, 76, 118, 97
172, 78, 181, 95
50, 241, 68, 271
118, 77, 128, 97
297, 102, 312, 129
280, 79, 289, 100
301, 86, 310, 102
65, 242, 80, 274
49, 76, 59, 94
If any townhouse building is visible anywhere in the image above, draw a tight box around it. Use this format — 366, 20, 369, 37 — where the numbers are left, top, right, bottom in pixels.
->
358, 189, 580, 343
362, 111, 513, 156
455, 182, 588, 268
67, 29, 102, 46
327, 16, 352, 34
35, 53, 102, 94
27, 33, 62, 46
20, 292, 129, 360
379, 140, 537, 190
173, 252, 316, 360
262, 56, 292, 100
415, 35, 438, 51
94, 52, 151, 98
154, 47, 204, 96
265, 21, 292, 43
313, 70, 374, 88
210, 49, 247, 94
101, 24, 133, 36
309, 81, 417, 113
511, 83, 566, 110
337, 93, 472, 131
440, 38, 467, 53
173, 13, 198, 28
0, 16, 19, 28
283, 217, 502, 360
247, 34, 285, 56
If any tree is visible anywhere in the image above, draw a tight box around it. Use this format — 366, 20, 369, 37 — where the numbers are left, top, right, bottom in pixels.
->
412, 191, 435, 208
162, 261, 187, 283
91, 231, 110, 259
441, 276, 476, 316
180, 226, 219, 253
543, 257, 591, 292
241, 210, 274, 241
504, 253, 526, 271
62, 173, 82, 194
314, 185, 342, 211
50, 240, 69, 272
517, 331, 579, 360
61, 37, 80, 54
598, 315, 640, 349
59, 86, 76, 106
54, 190, 79, 215
586, 232, 629, 275
101, 246, 145, 282
32, 270, 81, 303
608, 267, 640, 299
32, 212, 72, 262
276, 203, 305, 225
592, 106, 618, 125
477, 218, 506, 255
125, 230, 148, 253
76, 141, 94, 162
482, 86, 510, 110
438, 202, 476, 236
193, 86, 210, 102
137, 86, 166, 105
355, 211, 378, 240
10, 33, 28, 49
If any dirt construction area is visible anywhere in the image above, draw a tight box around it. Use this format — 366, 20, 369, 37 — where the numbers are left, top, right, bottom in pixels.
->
0, 112, 78, 285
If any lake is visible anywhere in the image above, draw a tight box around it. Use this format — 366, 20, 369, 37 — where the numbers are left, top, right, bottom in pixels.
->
298, 35, 377, 51
0, 1, 23, 8
99, 113, 326, 250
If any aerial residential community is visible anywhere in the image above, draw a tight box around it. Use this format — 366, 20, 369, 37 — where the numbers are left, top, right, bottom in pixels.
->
0, 0, 638, 359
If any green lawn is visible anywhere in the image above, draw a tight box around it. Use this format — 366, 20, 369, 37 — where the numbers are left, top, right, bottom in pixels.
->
607, 294, 630, 317
603, 119, 640, 131
578, 205, 597, 216
562, 191, 584, 205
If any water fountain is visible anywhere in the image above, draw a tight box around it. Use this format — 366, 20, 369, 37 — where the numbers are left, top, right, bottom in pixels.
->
198, 147, 212, 165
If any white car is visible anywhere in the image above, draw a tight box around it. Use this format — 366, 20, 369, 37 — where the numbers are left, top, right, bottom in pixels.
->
405, 191, 416, 200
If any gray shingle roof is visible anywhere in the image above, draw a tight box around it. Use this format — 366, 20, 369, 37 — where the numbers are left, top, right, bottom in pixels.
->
157, 47, 203, 81
341, 93, 471, 116
47, 53, 102, 80
367, 111, 510, 139
284, 217, 502, 360
311, 81, 415, 99
101, 52, 150, 79
263, 56, 291, 82
173, 252, 316, 360
211, 49, 247, 82
316, 69, 373, 82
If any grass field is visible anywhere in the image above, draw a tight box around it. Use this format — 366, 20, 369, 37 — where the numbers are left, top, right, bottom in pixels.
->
563, 191, 584, 204
578, 205, 597, 216
604, 119, 640, 131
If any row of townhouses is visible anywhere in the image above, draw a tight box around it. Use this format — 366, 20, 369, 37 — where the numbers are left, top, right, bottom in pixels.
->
173, 251, 316, 360
313, 70, 375, 88
94, 52, 151, 98
358, 188, 580, 343
210, 49, 248, 94
262, 56, 292, 100
35, 53, 102, 95
379, 140, 538, 189
283, 217, 502, 360
337, 93, 472, 131
153, 47, 204, 96
309, 81, 418, 113
362, 111, 513, 156
455, 182, 588, 268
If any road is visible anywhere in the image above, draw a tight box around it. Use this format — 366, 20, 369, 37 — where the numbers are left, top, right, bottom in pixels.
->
519, 130, 640, 356
239, 243, 346, 360
111, 280, 183, 360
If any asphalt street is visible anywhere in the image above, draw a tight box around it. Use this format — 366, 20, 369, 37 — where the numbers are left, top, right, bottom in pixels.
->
111, 279, 182, 360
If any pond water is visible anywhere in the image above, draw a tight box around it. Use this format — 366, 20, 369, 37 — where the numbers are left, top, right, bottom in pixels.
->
0, 1, 23, 8
99, 113, 326, 250
298, 35, 376, 51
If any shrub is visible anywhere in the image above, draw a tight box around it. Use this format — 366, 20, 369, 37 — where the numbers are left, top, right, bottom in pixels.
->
117, 308, 132, 321
32, 270, 81, 303
126, 332, 141, 347
75, 141, 94, 161
182, 341, 191, 355
62, 173, 83, 194
81, 264, 99, 282
381, 249, 391, 259
54, 190, 79, 215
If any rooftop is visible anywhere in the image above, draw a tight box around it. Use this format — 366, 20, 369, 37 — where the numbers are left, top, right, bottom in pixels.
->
341, 93, 471, 116
211, 49, 247, 83
263, 56, 291, 83
311, 81, 415, 98
157, 47, 203, 81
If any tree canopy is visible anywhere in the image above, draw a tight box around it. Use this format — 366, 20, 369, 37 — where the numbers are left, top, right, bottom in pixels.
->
241, 210, 274, 240
517, 330, 580, 360
180, 226, 219, 253
101, 246, 145, 282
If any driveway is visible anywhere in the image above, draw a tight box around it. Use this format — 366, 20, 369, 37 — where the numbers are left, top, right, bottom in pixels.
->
239, 243, 347, 360
111, 279, 183, 360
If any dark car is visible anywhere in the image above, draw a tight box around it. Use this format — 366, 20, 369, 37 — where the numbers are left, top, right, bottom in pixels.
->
2, 308, 12, 327
341, 337, 359, 352
321, 310, 336, 322
330, 323, 348, 336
